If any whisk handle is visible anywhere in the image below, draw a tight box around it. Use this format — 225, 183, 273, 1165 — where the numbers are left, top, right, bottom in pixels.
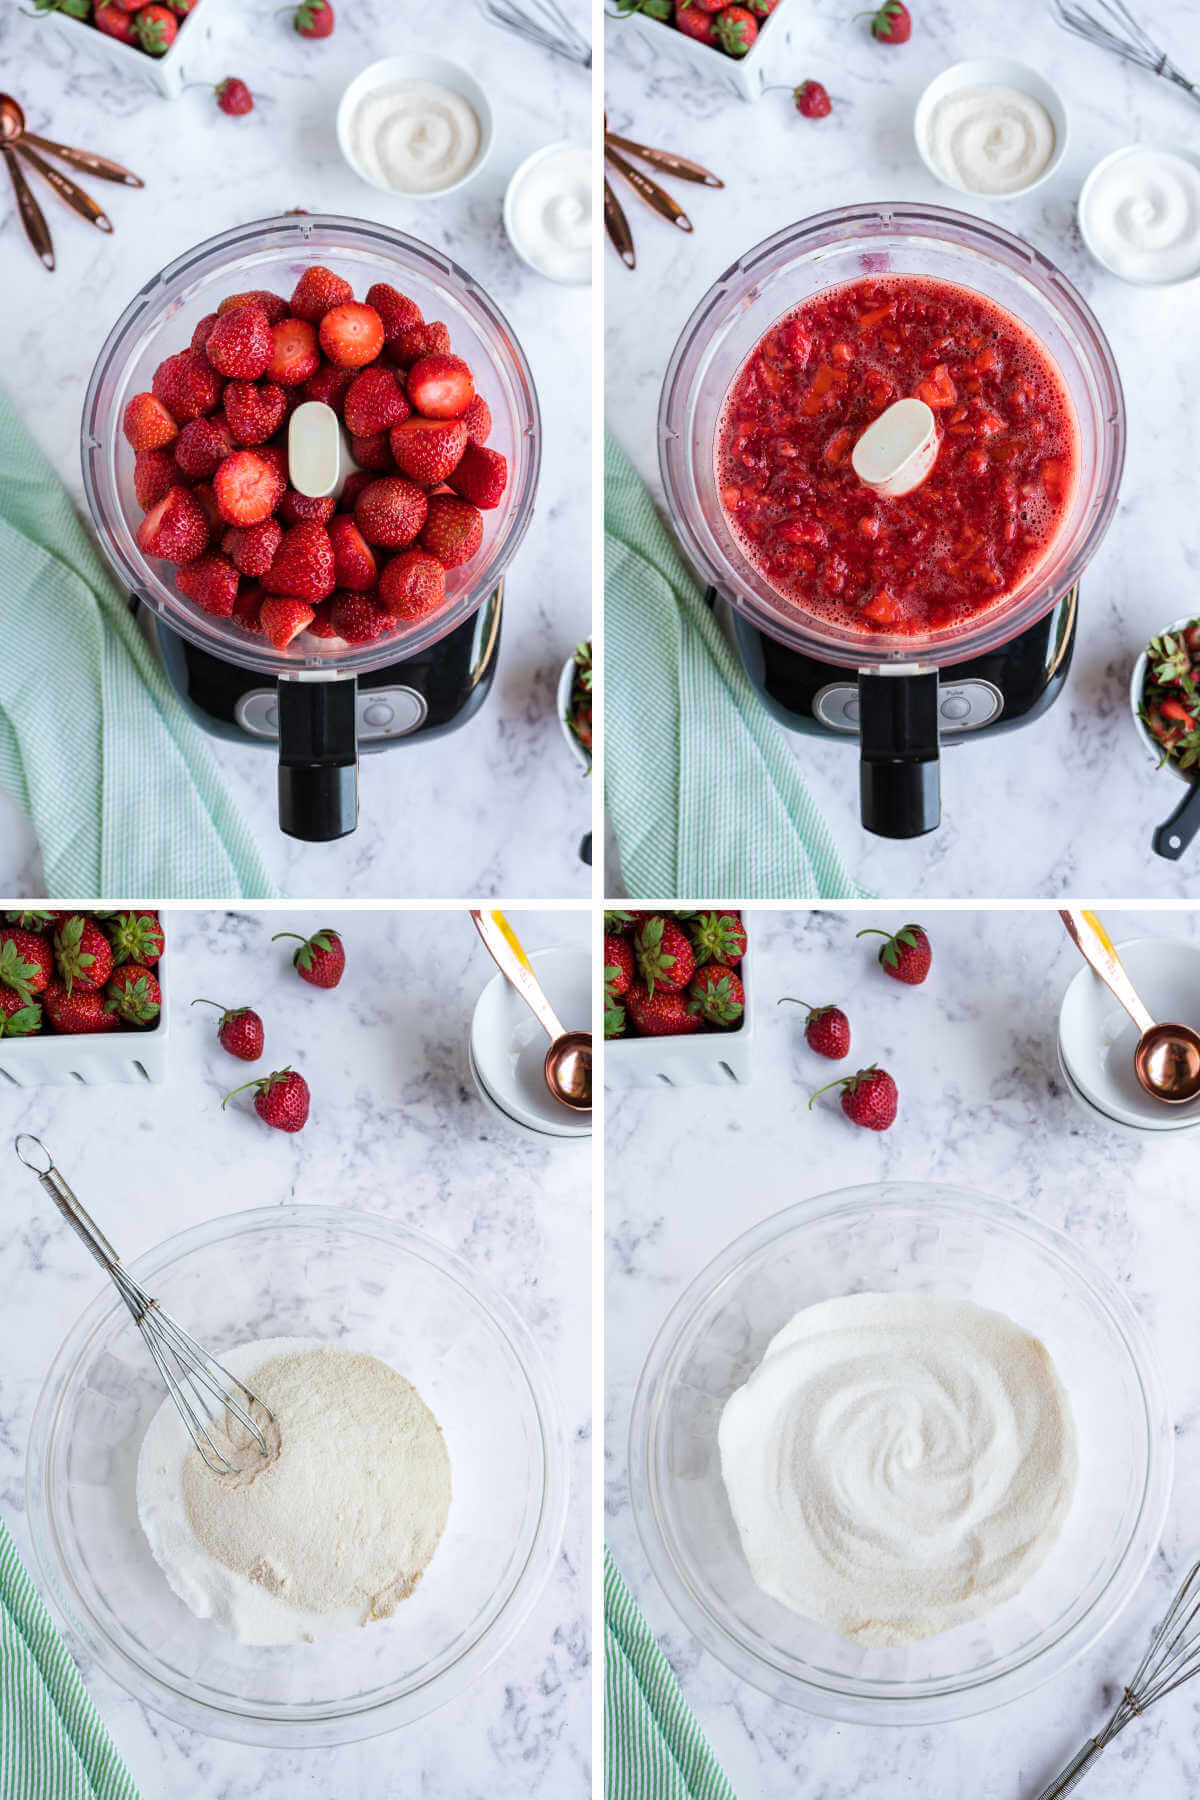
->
1031, 1738, 1106, 1800
14, 1135, 122, 1273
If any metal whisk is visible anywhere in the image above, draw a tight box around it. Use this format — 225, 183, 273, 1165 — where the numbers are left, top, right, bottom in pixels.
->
15, 1135, 274, 1477
477, 0, 591, 65
1050, 0, 1199, 107
1033, 1560, 1200, 1798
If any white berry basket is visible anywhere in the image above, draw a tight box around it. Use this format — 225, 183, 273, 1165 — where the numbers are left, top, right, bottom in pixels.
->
43, 0, 229, 99
0, 957, 169, 1088
606, 0, 804, 102
606, 944, 755, 1089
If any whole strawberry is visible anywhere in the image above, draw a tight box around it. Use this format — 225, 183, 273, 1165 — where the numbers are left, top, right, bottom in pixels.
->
0, 928, 53, 996
54, 915, 113, 995
688, 964, 745, 1027
780, 998, 850, 1059
605, 933, 634, 998
859, 0, 911, 42
273, 927, 345, 988
0, 987, 42, 1038
105, 911, 165, 967
795, 80, 831, 117
105, 965, 162, 1026
857, 922, 931, 985
688, 911, 747, 967
192, 998, 264, 1061
714, 4, 757, 55
284, 0, 334, 37
626, 984, 704, 1038
43, 982, 120, 1036
4, 911, 55, 930
216, 78, 254, 116
604, 912, 637, 935
634, 915, 695, 995
223, 1066, 310, 1132
810, 1064, 897, 1130
605, 990, 627, 1040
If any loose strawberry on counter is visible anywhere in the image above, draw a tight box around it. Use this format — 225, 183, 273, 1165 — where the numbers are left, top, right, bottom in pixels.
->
223, 1066, 311, 1132
192, 998, 265, 1060
858, 0, 911, 42
780, 997, 851, 1059
857, 921, 932, 985
810, 1064, 898, 1130
273, 927, 345, 988
123, 264, 505, 648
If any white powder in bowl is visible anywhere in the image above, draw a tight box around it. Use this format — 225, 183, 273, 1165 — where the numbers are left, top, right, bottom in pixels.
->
718, 1294, 1077, 1646
137, 1337, 451, 1645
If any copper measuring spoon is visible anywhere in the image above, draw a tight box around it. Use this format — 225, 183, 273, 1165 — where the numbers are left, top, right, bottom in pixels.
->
1060, 909, 1200, 1104
604, 142, 693, 233
0, 96, 113, 235
603, 130, 723, 188
0, 95, 143, 186
470, 910, 592, 1112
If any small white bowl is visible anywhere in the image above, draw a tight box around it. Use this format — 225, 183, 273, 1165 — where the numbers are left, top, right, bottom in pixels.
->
557, 647, 591, 775
914, 59, 1067, 200
1079, 144, 1200, 286
470, 947, 591, 1139
504, 141, 592, 287
1058, 936, 1200, 1131
336, 54, 494, 200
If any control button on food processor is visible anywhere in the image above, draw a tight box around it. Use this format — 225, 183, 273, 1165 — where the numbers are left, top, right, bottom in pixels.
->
939, 682, 1003, 731
941, 693, 972, 721
813, 685, 862, 732
358, 686, 428, 736
363, 701, 394, 728
234, 691, 282, 739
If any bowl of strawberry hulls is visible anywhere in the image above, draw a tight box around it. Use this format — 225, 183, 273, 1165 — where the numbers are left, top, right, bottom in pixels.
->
1132, 615, 1200, 862
604, 911, 755, 1088
82, 215, 540, 841
0, 910, 169, 1084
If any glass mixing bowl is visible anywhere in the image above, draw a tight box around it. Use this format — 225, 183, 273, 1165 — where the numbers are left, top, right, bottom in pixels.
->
629, 1182, 1171, 1725
82, 214, 541, 677
658, 203, 1125, 671
26, 1206, 566, 1747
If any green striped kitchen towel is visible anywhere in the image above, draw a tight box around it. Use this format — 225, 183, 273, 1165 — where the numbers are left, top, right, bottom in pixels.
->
0, 389, 280, 900
605, 433, 867, 900
605, 1548, 737, 1800
0, 1514, 139, 1800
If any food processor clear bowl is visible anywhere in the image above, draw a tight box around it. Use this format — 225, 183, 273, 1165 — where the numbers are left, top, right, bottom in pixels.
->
658, 203, 1126, 670
82, 214, 541, 677
26, 1205, 566, 1747
629, 1182, 1171, 1725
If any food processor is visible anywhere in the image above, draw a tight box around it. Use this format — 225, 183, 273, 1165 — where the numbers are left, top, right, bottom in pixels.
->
659, 204, 1126, 839
83, 215, 540, 843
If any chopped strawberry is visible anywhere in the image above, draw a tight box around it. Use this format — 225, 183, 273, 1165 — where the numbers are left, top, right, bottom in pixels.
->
152, 350, 222, 424
191, 313, 219, 355
259, 596, 315, 648
213, 449, 286, 526
389, 417, 467, 484
232, 582, 266, 633
204, 306, 273, 380
173, 415, 234, 479
133, 448, 177, 512
219, 289, 288, 324
406, 352, 474, 420
222, 517, 283, 578
175, 553, 240, 618
365, 282, 422, 346
305, 598, 339, 638
222, 379, 287, 445
319, 302, 385, 368
338, 471, 375, 513
137, 486, 210, 564
191, 481, 221, 532
122, 392, 178, 452
916, 363, 956, 408
262, 521, 336, 603
329, 590, 391, 643
447, 443, 508, 510
343, 366, 410, 436
348, 431, 394, 472
386, 320, 450, 369
289, 265, 353, 324
461, 394, 492, 446
266, 317, 321, 387
327, 515, 377, 591
354, 477, 428, 550
378, 550, 446, 622
419, 494, 483, 567
861, 587, 900, 625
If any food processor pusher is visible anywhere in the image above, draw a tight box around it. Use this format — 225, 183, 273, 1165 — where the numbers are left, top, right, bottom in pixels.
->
15, 1134, 274, 1476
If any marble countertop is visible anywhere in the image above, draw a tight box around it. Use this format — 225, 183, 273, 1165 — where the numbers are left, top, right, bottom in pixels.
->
605, 0, 1200, 898
0, 907, 590, 1797
606, 907, 1200, 1798
0, 0, 591, 900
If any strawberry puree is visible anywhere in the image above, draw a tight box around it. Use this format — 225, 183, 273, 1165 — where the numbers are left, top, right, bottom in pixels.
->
715, 275, 1078, 636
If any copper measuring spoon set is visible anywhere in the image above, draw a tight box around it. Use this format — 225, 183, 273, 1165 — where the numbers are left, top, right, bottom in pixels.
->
603, 121, 722, 270
0, 92, 142, 272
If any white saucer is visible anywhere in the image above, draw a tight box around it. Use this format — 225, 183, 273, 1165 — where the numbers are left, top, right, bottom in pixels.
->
470, 946, 591, 1139
1058, 936, 1200, 1130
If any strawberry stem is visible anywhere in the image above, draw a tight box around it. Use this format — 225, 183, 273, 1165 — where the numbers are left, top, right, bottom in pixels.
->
778, 998, 817, 1011
808, 1073, 849, 1110
191, 998, 228, 1012
854, 928, 888, 940
270, 932, 305, 945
